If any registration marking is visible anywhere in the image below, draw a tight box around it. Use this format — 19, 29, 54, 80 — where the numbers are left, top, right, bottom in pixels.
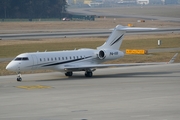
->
17, 85, 51, 90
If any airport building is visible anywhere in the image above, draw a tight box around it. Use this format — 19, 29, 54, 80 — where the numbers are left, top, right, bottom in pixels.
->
117, 0, 136, 4
69, 0, 178, 6
149, 0, 163, 4
118, 0, 159, 5
136, 0, 149, 5
164, 0, 178, 4
119, 0, 178, 5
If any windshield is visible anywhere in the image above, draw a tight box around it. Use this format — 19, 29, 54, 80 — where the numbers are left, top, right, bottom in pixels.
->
14, 57, 29, 61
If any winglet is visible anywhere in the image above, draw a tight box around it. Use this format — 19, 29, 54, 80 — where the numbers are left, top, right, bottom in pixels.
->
168, 53, 178, 64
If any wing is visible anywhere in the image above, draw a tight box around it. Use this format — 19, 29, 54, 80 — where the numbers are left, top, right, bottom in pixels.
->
63, 62, 167, 71
63, 53, 178, 71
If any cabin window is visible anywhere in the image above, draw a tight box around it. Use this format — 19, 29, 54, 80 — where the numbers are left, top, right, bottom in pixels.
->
59, 57, 60, 60
70, 56, 71, 59
47, 58, 49, 61
44, 58, 46, 61
40, 58, 42, 61
66, 57, 68, 60
73, 56, 75, 59
51, 58, 53, 61
77, 56, 78, 59
55, 58, 57, 61
62, 57, 64, 60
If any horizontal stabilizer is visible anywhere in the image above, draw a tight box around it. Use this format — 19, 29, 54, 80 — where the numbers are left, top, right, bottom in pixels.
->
115, 25, 157, 31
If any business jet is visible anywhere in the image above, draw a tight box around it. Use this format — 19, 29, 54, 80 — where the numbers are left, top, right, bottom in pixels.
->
6, 25, 177, 82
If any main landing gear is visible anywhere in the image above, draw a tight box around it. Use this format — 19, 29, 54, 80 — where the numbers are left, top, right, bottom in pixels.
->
85, 71, 93, 77
17, 73, 22, 82
65, 71, 73, 77
65, 71, 93, 77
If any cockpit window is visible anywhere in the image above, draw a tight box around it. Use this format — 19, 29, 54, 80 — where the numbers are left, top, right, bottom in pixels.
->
14, 57, 22, 61
22, 57, 29, 60
14, 57, 29, 61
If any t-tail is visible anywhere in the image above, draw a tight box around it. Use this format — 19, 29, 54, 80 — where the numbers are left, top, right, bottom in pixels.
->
97, 25, 157, 50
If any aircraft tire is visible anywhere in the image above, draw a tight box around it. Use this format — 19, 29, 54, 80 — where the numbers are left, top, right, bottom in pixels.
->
85, 71, 93, 77
17, 77, 22, 82
65, 72, 73, 77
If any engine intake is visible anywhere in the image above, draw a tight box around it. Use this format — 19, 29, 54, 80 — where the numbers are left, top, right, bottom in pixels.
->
97, 49, 124, 60
98, 50, 106, 59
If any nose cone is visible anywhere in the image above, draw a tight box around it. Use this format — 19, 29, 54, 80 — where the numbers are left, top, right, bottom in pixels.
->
6, 62, 17, 71
6, 63, 12, 70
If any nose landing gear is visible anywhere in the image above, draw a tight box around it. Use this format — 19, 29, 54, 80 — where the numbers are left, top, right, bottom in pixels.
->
17, 73, 22, 82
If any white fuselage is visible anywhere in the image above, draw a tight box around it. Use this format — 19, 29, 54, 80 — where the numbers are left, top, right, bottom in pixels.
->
6, 48, 124, 73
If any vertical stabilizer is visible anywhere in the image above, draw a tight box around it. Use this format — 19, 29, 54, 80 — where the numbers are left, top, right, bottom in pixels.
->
97, 25, 125, 50
97, 25, 157, 50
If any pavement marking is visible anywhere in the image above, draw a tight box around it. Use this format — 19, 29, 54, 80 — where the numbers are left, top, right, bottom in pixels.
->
16, 85, 51, 90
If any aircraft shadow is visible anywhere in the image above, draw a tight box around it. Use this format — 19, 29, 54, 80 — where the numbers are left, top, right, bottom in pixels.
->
35, 71, 179, 82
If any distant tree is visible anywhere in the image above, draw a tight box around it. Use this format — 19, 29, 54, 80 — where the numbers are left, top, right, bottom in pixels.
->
0, 0, 11, 18
0, 0, 67, 19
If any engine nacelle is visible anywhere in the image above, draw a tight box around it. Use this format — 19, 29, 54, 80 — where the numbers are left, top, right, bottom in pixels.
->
97, 49, 124, 60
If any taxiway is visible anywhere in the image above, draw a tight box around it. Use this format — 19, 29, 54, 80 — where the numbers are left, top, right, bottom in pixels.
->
1, 28, 180, 40
0, 63, 180, 120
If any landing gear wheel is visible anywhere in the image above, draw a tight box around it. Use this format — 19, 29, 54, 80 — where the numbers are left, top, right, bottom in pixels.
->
65, 72, 73, 77
17, 77, 22, 82
17, 73, 22, 82
85, 71, 93, 77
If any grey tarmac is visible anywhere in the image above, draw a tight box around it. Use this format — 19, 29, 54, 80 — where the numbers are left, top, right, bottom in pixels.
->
0, 63, 180, 120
